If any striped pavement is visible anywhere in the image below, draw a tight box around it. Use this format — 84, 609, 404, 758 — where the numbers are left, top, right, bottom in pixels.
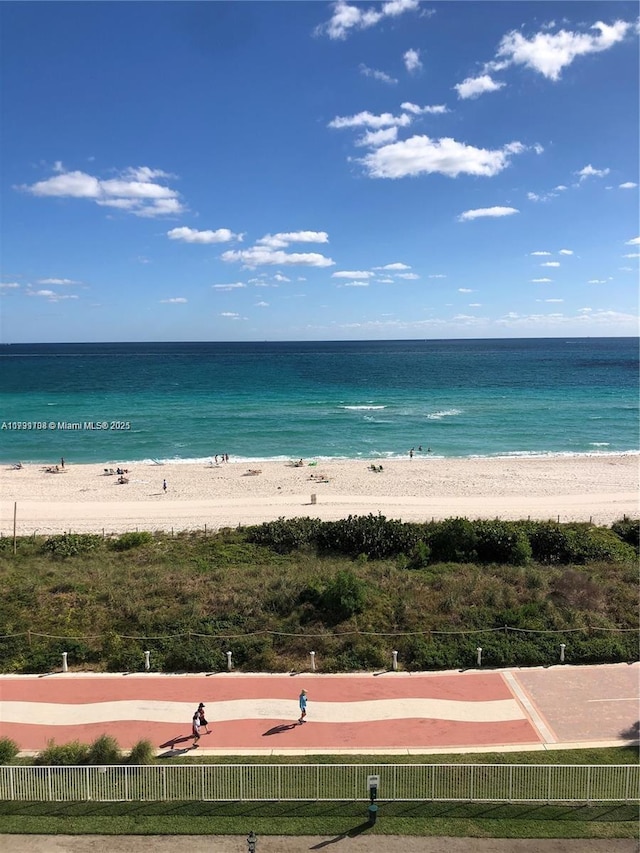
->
0, 664, 637, 754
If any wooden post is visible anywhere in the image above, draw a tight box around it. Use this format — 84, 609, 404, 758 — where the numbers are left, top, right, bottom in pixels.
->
13, 502, 17, 555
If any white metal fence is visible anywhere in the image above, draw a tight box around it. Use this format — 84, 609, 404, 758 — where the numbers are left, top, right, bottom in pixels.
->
0, 764, 637, 803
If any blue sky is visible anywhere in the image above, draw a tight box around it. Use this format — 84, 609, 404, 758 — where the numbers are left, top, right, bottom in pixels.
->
1, 0, 638, 342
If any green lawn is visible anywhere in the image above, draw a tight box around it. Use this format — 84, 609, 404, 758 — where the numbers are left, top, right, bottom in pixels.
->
2, 747, 637, 838
0, 800, 637, 838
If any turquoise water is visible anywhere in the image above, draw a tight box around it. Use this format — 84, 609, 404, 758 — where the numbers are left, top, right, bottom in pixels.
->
0, 338, 637, 463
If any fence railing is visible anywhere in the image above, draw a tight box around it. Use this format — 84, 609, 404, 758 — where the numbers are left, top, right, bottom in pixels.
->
0, 764, 637, 804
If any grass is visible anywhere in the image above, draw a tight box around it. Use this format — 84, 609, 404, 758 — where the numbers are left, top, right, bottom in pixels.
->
0, 525, 637, 674
0, 800, 637, 838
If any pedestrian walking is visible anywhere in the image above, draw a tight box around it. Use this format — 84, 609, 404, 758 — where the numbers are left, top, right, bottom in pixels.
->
298, 689, 307, 724
163, 479, 167, 493
191, 712, 201, 746
196, 702, 211, 734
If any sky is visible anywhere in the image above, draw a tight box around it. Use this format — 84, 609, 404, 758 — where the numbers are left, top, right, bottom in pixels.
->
1, 0, 638, 343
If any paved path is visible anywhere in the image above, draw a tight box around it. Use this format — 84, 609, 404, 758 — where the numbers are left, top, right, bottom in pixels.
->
1, 663, 637, 754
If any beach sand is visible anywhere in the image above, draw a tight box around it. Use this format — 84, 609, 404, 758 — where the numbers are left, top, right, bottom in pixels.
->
0, 454, 637, 536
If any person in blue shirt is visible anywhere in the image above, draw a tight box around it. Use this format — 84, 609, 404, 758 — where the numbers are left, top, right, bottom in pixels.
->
298, 689, 307, 724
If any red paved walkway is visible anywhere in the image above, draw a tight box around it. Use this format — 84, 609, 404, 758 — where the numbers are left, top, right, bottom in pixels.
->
0, 664, 636, 754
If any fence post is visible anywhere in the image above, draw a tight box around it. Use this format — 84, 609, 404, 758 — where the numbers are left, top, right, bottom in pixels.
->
559, 643, 565, 663
476, 647, 482, 667
61, 652, 68, 673
144, 651, 151, 671
391, 650, 398, 671
310, 651, 316, 671
226, 651, 233, 671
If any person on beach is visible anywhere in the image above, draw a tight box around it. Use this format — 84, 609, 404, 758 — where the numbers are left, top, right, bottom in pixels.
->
163, 479, 167, 493
409, 448, 414, 460
60, 457, 65, 469
192, 712, 201, 746
196, 702, 211, 734
298, 689, 307, 724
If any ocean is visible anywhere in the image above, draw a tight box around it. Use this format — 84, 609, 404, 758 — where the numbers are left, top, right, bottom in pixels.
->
0, 338, 637, 464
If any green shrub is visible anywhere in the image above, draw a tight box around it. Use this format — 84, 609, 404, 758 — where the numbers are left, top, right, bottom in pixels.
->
611, 517, 640, 551
35, 740, 90, 766
86, 734, 122, 765
0, 737, 19, 764
407, 539, 431, 569
319, 570, 367, 622
127, 739, 156, 765
42, 533, 102, 558
111, 531, 153, 551
246, 517, 321, 553
429, 518, 478, 563
474, 521, 532, 566
316, 514, 418, 559
527, 522, 578, 564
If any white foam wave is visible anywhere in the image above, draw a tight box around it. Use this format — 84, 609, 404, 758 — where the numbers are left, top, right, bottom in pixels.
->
341, 405, 386, 411
426, 409, 462, 420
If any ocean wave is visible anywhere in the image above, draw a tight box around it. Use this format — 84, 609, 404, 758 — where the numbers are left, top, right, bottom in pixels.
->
341, 405, 386, 411
426, 408, 462, 420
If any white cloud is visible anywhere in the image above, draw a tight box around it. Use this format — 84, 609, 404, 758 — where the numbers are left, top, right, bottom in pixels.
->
222, 247, 335, 269
363, 136, 524, 179
168, 226, 241, 244
359, 63, 398, 84
329, 110, 412, 129
625, 236, 640, 245
317, 0, 420, 40
587, 279, 607, 284
545, 298, 564, 303
458, 206, 519, 221
376, 278, 394, 283
37, 277, 79, 285
257, 231, 329, 249
160, 297, 187, 303
355, 127, 399, 147
428, 274, 446, 279
332, 270, 374, 279
496, 20, 631, 81
403, 48, 423, 74
20, 165, 185, 217
255, 301, 269, 307
458, 288, 473, 293
0, 282, 20, 289
554, 185, 568, 191
531, 278, 553, 283
559, 249, 573, 255
454, 74, 505, 99
220, 312, 240, 318
27, 289, 79, 302
530, 251, 551, 256
533, 143, 545, 155
541, 261, 560, 267
576, 164, 610, 182
374, 262, 411, 270
273, 273, 291, 282
469, 303, 482, 307
400, 101, 448, 115
395, 272, 419, 279
341, 281, 370, 287
527, 190, 557, 202
623, 252, 640, 258
619, 182, 638, 189
212, 283, 247, 291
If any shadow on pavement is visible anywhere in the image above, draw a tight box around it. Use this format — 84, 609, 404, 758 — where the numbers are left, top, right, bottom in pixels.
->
262, 723, 299, 736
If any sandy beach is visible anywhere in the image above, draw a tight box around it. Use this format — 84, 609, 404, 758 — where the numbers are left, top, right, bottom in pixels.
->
1, 454, 637, 537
